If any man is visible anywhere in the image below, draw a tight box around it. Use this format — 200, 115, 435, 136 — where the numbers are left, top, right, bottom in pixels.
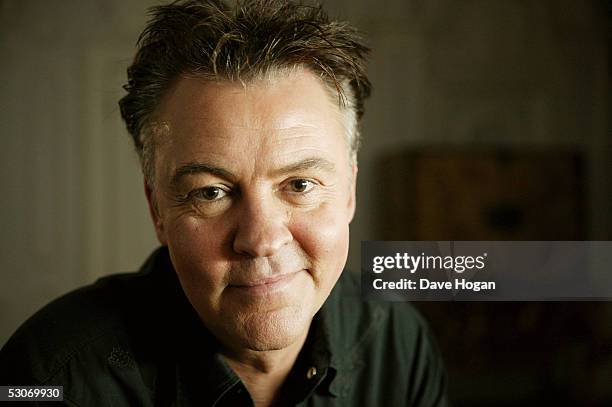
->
1, 1, 448, 405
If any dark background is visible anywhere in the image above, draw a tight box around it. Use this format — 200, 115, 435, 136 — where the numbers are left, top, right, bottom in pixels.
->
1, 0, 611, 404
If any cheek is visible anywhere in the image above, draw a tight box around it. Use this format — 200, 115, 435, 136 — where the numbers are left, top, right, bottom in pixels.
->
291, 204, 351, 283
165, 216, 232, 293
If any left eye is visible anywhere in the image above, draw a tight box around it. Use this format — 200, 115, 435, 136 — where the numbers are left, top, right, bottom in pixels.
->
288, 179, 314, 193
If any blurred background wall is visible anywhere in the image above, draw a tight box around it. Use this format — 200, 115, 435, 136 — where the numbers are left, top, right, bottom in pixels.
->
1, 0, 610, 404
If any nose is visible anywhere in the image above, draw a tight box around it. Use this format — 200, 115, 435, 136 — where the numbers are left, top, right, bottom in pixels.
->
232, 194, 292, 258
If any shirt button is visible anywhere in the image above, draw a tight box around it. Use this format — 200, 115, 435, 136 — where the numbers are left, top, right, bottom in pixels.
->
306, 366, 317, 380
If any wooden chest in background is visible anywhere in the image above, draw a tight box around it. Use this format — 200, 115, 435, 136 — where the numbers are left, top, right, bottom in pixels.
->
379, 148, 585, 241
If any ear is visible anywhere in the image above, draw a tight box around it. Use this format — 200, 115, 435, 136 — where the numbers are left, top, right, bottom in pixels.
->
144, 180, 168, 245
348, 163, 358, 223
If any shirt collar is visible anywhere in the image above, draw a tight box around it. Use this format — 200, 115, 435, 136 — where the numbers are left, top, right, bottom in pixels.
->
317, 269, 387, 397
143, 246, 384, 403
140, 247, 242, 405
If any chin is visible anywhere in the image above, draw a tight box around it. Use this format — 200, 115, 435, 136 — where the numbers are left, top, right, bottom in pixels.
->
236, 305, 311, 351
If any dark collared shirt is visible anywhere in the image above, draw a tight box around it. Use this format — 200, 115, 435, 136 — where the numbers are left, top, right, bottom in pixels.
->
1, 247, 449, 406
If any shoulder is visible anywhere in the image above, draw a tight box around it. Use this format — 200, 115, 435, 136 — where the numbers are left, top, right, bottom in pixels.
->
329, 269, 431, 345
0, 250, 168, 386
324, 269, 449, 405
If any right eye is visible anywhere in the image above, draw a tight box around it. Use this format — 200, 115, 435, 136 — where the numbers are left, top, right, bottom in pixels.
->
191, 186, 228, 201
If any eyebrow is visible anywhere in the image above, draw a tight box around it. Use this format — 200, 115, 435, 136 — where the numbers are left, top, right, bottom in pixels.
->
271, 157, 336, 177
171, 163, 236, 187
171, 157, 336, 186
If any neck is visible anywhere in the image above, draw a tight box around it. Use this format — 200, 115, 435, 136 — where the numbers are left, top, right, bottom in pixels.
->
223, 330, 308, 407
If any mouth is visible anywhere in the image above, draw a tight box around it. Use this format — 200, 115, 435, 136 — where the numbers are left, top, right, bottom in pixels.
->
230, 271, 300, 295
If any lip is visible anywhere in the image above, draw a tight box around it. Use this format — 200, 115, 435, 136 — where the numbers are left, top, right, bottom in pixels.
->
230, 271, 300, 296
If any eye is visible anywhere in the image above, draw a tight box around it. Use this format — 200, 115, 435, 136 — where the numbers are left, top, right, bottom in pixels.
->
288, 179, 315, 193
192, 186, 228, 201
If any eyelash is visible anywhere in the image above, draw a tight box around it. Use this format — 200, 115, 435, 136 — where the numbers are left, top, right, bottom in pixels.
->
187, 178, 318, 202
285, 178, 316, 194
190, 185, 230, 202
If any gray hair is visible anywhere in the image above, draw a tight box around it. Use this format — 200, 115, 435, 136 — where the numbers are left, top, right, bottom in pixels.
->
119, 0, 371, 185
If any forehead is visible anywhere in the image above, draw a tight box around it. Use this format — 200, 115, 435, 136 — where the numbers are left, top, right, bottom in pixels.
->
154, 69, 343, 136
151, 69, 348, 164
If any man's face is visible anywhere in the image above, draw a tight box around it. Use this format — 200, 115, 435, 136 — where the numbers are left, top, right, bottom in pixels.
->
146, 69, 357, 352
